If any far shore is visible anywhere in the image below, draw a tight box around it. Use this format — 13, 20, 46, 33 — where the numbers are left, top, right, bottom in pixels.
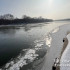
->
0, 18, 53, 25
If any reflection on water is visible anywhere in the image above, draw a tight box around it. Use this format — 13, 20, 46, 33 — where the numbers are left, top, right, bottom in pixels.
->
46, 34, 52, 47
0, 22, 68, 69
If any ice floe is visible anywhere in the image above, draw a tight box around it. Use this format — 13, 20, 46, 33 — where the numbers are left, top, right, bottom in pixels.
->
0, 49, 38, 70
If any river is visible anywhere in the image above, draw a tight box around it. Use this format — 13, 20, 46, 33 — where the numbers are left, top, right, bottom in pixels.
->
0, 21, 68, 70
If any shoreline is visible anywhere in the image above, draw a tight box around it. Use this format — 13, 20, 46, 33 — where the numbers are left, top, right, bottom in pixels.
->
41, 23, 70, 70
52, 25, 70, 70
0, 19, 53, 25
60, 37, 68, 58
60, 31, 70, 58
54, 35, 69, 70
52, 27, 70, 70
60, 33, 70, 70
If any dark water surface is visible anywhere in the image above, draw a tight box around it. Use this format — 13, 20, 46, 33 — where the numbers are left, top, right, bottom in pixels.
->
0, 22, 67, 68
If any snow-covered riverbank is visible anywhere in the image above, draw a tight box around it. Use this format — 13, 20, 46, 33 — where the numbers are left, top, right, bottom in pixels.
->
41, 23, 70, 70
60, 33, 70, 70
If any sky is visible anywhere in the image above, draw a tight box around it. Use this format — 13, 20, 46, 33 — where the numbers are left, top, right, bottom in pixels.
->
0, 0, 70, 20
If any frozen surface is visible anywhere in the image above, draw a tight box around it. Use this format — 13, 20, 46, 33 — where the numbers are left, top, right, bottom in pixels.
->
52, 27, 59, 33
60, 34, 70, 70
41, 23, 70, 70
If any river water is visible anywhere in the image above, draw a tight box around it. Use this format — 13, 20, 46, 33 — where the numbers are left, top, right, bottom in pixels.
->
0, 21, 68, 70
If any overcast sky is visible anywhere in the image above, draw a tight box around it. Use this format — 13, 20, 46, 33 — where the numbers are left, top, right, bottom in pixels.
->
0, 0, 70, 19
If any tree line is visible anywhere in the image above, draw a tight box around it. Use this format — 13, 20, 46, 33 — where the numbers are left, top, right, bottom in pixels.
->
0, 14, 53, 25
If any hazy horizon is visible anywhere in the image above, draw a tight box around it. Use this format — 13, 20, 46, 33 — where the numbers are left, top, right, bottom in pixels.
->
0, 0, 70, 20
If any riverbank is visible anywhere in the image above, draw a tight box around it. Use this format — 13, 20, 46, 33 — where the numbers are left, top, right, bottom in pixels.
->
60, 32, 70, 70
60, 30, 70, 56
53, 34, 69, 70
0, 18, 53, 25
41, 23, 70, 70
60, 38, 68, 58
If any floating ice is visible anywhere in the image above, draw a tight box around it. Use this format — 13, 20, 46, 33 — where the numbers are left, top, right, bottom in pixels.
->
0, 32, 49, 70
0, 49, 38, 70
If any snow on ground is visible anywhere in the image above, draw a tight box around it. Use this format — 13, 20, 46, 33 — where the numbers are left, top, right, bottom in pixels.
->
60, 33, 70, 70
41, 23, 70, 70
